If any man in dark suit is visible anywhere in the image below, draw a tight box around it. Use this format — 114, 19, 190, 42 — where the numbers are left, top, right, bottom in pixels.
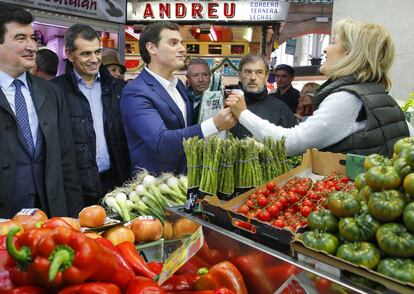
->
0, 4, 83, 218
52, 24, 130, 205
121, 22, 236, 175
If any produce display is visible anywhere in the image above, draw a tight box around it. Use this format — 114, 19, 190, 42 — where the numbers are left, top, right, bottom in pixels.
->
297, 137, 414, 284
183, 136, 298, 198
235, 173, 354, 232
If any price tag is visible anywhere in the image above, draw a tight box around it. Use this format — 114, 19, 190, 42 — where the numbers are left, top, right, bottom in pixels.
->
274, 275, 309, 294
315, 262, 341, 278
158, 226, 204, 285
15, 208, 39, 216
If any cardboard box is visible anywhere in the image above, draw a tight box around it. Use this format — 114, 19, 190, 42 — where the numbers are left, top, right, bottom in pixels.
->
199, 149, 347, 250
291, 239, 414, 293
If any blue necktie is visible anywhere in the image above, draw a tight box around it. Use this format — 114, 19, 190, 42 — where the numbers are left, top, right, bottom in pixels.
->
13, 79, 35, 156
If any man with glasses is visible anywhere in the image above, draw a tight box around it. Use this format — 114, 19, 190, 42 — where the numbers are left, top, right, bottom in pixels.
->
52, 24, 130, 205
229, 54, 297, 139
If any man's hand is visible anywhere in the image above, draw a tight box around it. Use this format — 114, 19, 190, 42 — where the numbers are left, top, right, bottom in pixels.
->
213, 107, 237, 131
225, 91, 247, 119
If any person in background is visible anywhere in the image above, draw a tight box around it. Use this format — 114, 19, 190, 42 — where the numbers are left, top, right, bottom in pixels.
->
186, 58, 211, 119
272, 64, 300, 113
295, 82, 320, 122
52, 24, 130, 205
121, 21, 236, 175
32, 48, 59, 80
230, 54, 297, 139
226, 19, 413, 158
102, 48, 126, 80
0, 4, 82, 218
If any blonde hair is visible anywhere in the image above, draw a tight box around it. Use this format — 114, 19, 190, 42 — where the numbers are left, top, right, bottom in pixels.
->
328, 19, 394, 90
301, 82, 320, 95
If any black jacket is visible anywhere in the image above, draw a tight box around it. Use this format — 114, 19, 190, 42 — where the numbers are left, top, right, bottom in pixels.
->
272, 85, 300, 113
52, 64, 130, 198
0, 73, 83, 217
231, 84, 297, 139
315, 76, 409, 157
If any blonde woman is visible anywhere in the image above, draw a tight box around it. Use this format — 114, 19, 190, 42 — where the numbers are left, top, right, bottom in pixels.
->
295, 82, 320, 122
226, 19, 413, 157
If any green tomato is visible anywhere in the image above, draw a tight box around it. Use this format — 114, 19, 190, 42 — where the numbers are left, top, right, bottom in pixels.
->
365, 166, 401, 192
368, 190, 405, 222
364, 154, 392, 171
403, 173, 414, 196
328, 191, 360, 218
404, 202, 414, 232
307, 209, 338, 233
377, 258, 414, 283
338, 213, 381, 242
376, 223, 414, 258
336, 242, 381, 269
393, 157, 413, 179
302, 231, 339, 255
354, 173, 367, 190
394, 137, 414, 155
357, 186, 372, 203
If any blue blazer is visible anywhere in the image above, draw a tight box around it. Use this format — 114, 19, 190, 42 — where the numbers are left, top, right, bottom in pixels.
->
121, 69, 203, 175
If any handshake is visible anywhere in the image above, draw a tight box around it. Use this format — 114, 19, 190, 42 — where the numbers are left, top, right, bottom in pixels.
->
213, 90, 247, 131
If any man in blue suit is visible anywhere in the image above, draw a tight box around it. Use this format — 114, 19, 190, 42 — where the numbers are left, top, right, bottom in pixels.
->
121, 22, 236, 175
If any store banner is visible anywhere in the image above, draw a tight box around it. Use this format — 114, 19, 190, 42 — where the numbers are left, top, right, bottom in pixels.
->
3, 0, 126, 24
127, 0, 290, 22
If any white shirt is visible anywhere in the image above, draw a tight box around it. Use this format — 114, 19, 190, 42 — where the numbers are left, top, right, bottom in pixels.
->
73, 70, 111, 173
145, 67, 218, 136
0, 71, 39, 147
239, 91, 414, 156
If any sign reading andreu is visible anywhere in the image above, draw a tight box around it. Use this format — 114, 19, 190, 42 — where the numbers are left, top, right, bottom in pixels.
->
127, 0, 290, 23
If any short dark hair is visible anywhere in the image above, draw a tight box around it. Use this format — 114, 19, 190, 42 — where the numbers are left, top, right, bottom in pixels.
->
0, 4, 33, 44
187, 58, 210, 76
139, 22, 180, 64
274, 64, 295, 76
36, 49, 59, 76
239, 54, 269, 74
64, 24, 100, 53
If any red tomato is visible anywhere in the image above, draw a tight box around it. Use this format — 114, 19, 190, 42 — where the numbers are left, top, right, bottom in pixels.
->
272, 219, 286, 228
266, 181, 276, 192
238, 205, 249, 215
274, 201, 283, 211
257, 196, 269, 207
300, 205, 312, 217
288, 194, 300, 205
257, 210, 271, 222
267, 205, 279, 217
279, 197, 288, 207
302, 199, 314, 207
245, 199, 255, 208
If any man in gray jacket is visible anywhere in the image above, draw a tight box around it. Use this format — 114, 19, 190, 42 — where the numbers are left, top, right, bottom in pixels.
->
0, 4, 83, 218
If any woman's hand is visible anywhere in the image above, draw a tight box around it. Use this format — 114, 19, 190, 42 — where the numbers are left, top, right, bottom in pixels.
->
225, 91, 247, 119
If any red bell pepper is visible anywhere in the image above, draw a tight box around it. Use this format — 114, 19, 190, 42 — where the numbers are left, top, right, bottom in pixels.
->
147, 261, 163, 275
166, 289, 235, 294
126, 276, 166, 294
2, 286, 48, 294
95, 238, 135, 291
194, 261, 248, 294
0, 235, 16, 291
8, 226, 118, 289
176, 256, 210, 275
40, 217, 75, 230
197, 240, 224, 266
57, 282, 122, 294
6, 227, 52, 287
161, 274, 199, 292
117, 241, 157, 280
232, 254, 274, 294
265, 263, 302, 289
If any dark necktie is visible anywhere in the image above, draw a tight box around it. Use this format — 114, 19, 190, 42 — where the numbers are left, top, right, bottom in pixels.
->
13, 79, 35, 156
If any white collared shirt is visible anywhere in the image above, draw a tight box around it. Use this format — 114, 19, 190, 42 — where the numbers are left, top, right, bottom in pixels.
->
0, 71, 39, 147
73, 69, 110, 173
145, 67, 218, 136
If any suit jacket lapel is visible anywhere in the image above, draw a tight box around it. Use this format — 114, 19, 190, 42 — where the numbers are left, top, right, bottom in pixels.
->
0, 89, 14, 117
142, 70, 185, 127
176, 80, 194, 125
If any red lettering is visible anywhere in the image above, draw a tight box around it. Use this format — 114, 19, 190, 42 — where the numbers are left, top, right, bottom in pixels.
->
159, 3, 170, 18
176, 3, 187, 18
143, 4, 154, 19
208, 2, 219, 19
192, 3, 203, 18
224, 3, 235, 18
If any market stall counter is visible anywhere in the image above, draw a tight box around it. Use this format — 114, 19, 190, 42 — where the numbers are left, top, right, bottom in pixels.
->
165, 206, 370, 294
